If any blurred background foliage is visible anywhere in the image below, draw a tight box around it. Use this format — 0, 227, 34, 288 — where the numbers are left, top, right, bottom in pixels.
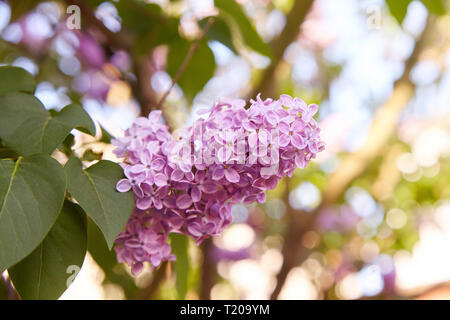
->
0, 0, 450, 300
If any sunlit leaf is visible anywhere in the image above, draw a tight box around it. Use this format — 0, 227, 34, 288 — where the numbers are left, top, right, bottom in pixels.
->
200, 17, 237, 53
214, 0, 272, 57
167, 38, 216, 103
386, 0, 413, 24
421, 0, 446, 16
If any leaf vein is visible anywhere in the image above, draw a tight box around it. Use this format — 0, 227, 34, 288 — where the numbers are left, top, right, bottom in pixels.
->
0, 157, 23, 220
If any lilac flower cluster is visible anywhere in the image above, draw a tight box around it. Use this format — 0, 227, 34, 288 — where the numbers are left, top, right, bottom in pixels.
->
112, 95, 324, 275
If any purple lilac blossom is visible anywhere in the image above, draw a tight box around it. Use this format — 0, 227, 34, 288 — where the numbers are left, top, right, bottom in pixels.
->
112, 95, 325, 274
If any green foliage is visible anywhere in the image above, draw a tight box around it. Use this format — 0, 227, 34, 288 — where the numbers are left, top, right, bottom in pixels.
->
87, 218, 140, 298
0, 66, 133, 299
81, 149, 103, 162
170, 233, 190, 299
421, 0, 446, 16
167, 38, 216, 103
386, 0, 412, 24
386, 0, 446, 24
214, 0, 272, 58
0, 93, 95, 157
65, 157, 135, 249
116, 0, 163, 35
87, 218, 118, 273
100, 126, 115, 144
0, 66, 35, 94
9, 200, 87, 300
58, 134, 75, 157
0, 154, 66, 271
116, 0, 179, 54
200, 17, 237, 53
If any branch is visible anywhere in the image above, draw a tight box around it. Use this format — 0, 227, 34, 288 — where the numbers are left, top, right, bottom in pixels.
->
270, 17, 433, 300
155, 17, 215, 110
248, 0, 315, 99
134, 55, 159, 118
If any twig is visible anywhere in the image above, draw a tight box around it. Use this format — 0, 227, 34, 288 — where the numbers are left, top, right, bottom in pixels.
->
155, 17, 215, 110
270, 17, 433, 300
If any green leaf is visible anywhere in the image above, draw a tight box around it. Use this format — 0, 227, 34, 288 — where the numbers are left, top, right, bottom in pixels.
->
214, 0, 272, 57
386, 0, 413, 24
0, 154, 66, 271
167, 38, 216, 103
100, 126, 115, 144
58, 134, 75, 157
47, 103, 97, 137
87, 218, 141, 299
116, 0, 180, 50
170, 233, 189, 299
116, 0, 163, 35
87, 218, 117, 273
201, 17, 237, 53
420, 0, 446, 16
9, 200, 87, 300
65, 157, 134, 249
0, 93, 96, 156
81, 149, 103, 162
0, 66, 35, 95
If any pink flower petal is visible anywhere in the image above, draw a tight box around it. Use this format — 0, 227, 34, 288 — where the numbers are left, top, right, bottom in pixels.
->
295, 153, 306, 168
201, 181, 218, 194
154, 173, 168, 186
279, 134, 290, 147
191, 185, 202, 202
171, 169, 184, 181
131, 262, 144, 276
136, 197, 152, 210
278, 121, 290, 134
224, 168, 240, 183
116, 179, 131, 192
176, 194, 193, 210
212, 167, 225, 180
291, 133, 306, 149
